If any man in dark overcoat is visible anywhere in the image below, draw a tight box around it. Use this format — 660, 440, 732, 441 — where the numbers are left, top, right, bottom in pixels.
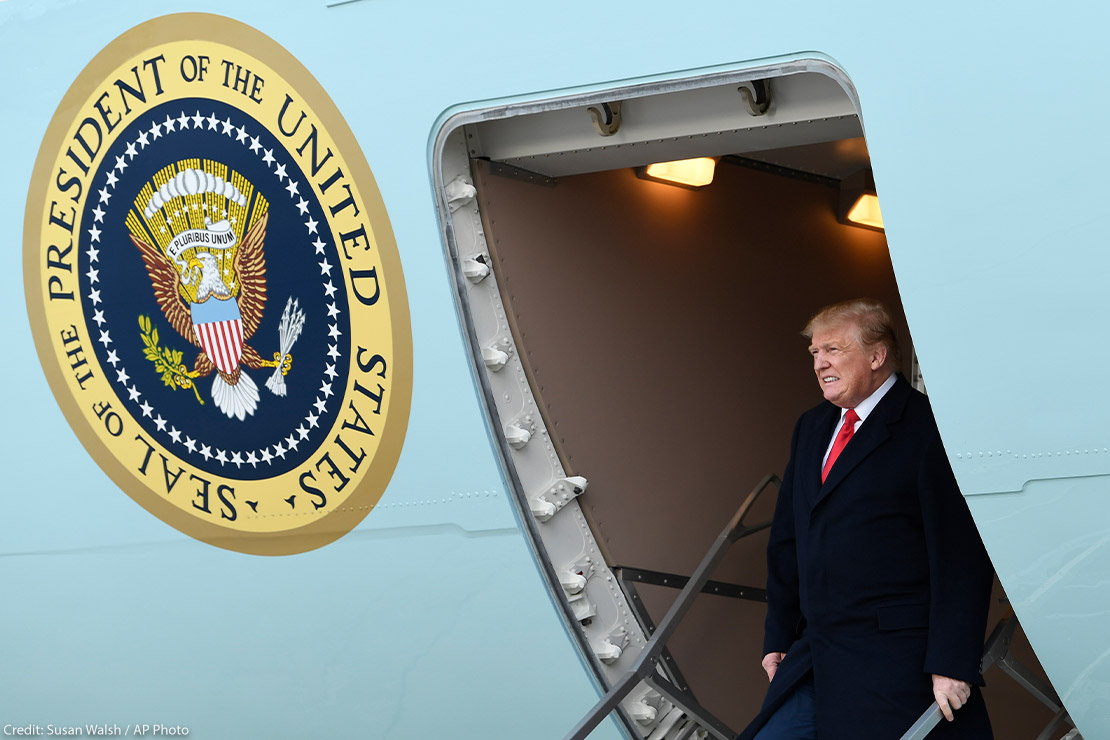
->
739, 299, 994, 740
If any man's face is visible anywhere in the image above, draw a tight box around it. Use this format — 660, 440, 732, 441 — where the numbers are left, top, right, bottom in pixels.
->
809, 323, 884, 409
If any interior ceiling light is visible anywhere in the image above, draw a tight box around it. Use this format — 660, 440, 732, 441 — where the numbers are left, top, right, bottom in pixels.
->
838, 168, 884, 232
846, 193, 883, 230
639, 157, 716, 189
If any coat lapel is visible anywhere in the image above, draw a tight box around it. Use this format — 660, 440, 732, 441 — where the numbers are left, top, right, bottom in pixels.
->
810, 376, 911, 509
802, 404, 841, 509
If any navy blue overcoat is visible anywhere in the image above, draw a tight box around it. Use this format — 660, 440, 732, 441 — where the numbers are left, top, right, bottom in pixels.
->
739, 376, 994, 740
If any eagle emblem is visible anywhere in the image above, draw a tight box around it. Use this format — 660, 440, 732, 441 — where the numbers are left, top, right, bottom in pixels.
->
126, 162, 305, 420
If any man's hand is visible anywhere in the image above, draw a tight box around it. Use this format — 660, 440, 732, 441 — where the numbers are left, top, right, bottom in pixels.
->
762, 652, 786, 682
932, 674, 971, 721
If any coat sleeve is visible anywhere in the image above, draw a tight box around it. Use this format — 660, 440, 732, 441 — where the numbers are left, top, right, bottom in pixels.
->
763, 416, 805, 656
918, 421, 994, 685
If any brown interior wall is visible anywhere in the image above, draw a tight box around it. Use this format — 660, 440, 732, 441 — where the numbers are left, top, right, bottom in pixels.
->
470, 157, 1054, 735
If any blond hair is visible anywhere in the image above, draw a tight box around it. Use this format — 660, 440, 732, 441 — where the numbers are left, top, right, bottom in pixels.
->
803, 298, 901, 369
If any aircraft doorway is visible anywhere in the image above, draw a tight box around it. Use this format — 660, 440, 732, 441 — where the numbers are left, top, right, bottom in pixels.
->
434, 61, 1061, 739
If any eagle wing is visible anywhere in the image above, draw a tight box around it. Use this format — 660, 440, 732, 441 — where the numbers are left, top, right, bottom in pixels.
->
236, 212, 268, 340
129, 233, 198, 347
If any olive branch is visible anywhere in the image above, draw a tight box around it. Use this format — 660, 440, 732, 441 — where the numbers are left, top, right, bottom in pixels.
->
138, 315, 203, 405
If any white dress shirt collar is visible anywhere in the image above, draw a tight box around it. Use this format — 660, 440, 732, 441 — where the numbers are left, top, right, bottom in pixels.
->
823, 372, 897, 466
843, 371, 897, 425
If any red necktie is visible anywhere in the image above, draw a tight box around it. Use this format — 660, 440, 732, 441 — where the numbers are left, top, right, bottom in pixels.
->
822, 409, 859, 483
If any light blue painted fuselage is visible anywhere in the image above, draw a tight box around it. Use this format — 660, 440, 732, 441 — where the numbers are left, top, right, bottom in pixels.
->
2, 1, 1108, 738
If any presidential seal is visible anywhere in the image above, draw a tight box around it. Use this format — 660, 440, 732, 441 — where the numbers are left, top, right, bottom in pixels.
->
24, 14, 412, 555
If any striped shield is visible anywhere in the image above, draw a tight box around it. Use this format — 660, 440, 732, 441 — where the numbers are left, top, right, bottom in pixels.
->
191, 297, 244, 376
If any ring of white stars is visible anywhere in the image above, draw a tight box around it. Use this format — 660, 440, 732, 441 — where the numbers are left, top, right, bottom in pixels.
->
85, 107, 346, 471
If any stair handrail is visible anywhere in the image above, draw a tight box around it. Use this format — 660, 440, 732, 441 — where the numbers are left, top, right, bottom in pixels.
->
562, 473, 779, 740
